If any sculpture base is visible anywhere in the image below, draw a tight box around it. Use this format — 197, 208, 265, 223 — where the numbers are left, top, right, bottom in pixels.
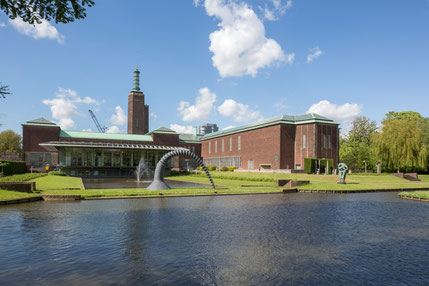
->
147, 180, 171, 190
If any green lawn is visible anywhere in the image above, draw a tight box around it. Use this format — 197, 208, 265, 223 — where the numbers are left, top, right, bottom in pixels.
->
32, 175, 83, 191
0, 173, 47, 182
0, 190, 41, 201
398, 191, 429, 199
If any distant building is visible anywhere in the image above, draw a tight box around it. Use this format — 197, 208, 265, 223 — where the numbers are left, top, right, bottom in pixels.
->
198, 123, 218, 135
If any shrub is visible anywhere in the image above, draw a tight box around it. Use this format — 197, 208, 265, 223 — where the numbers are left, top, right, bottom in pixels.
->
220, 166, 228, 172
0, 160, 26, 176
228, 166, 237, 172
206, 165, 217, 171
48, 171, 66, 176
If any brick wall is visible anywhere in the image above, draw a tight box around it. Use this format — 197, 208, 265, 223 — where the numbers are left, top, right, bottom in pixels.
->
127, 91, 149, 135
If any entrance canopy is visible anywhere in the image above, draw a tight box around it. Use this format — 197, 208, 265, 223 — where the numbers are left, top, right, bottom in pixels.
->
40, 141, 186, 152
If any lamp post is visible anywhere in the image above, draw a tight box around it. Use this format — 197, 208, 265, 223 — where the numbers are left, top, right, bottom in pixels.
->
363, 160, 367, 173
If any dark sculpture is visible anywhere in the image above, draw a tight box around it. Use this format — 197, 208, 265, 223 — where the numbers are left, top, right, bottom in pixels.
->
337, 163, 348, 184
147, 149, 215, 190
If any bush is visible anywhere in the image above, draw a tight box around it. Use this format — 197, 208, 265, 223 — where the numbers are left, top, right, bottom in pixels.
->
0, 160, 26, 176
206, 165, 217, 171
228, 166, 237, 172
48, 171, 66, 176
220, 166, 229, 172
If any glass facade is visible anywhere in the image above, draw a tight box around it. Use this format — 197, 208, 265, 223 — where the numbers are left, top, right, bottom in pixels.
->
58, 148, 170, 177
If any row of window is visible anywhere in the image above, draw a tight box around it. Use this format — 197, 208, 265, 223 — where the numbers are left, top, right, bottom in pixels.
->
30, 153, 52, 167
302, 135, 332, 149
208, 136, 241, 154
203, 156, 242, 168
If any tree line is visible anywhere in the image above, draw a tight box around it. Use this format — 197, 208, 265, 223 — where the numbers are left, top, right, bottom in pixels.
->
340, 111, 429, 173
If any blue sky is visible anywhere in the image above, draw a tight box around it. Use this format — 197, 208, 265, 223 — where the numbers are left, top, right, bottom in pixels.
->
1, 0, 429, 134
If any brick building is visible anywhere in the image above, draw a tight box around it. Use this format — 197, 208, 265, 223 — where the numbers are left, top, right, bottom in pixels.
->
200, 114, 339, 171
21, 67, 339, 176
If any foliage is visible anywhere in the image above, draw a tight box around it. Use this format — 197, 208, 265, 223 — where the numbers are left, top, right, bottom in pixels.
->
0, 130, 22, 152
1, 0, 95, 24
206, 165, 217, 171
374, 111, 428, 172
0, 160, 26, 176
0, 173, 46, 182
0, 83, 10, 99
340, 116, 378, 171
48, 171, 66, 176
228, 166, 237, 172
304, 158, 333, 174
220, 166, 229, 172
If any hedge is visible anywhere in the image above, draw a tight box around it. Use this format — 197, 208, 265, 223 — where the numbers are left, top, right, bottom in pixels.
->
0, 160, 27, 176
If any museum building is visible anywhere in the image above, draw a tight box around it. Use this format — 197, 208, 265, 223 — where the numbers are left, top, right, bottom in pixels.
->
22, 67, 339, 176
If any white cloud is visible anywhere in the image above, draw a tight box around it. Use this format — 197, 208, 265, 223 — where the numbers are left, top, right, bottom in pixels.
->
42, 88, 98, 130
274, 99, 289, 111
307, 46, 323, 63
261, 0, 293, 21
178, 87, 217, 122
110, 106, 126, 126
82, 128, 92, 132
106, 126, 121, 134
170, 124, 194, 134
193, 0, 202, 7
306, 100, 362, 132
0, 22, 5, 28
150, 112, 158, 119
202, 0, 292, 77
9, 17, 64, 44
218, 99, 263, 122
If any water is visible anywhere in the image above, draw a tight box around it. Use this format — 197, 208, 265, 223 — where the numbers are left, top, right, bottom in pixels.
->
82, 178, 211, 189
1, 193, 429, 285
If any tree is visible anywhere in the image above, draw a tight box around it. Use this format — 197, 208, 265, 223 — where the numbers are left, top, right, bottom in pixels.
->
339, 116, 378, 171
1, 0, 95, 24
374, 112, 428, 172
0, 130, 22, 152
0, 83, 10, 99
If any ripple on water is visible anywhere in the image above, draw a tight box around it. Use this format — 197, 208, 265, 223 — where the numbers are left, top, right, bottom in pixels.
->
0, 193, 429, 285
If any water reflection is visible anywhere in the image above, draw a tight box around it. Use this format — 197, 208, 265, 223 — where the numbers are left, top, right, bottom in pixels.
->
0, 193, 429, 285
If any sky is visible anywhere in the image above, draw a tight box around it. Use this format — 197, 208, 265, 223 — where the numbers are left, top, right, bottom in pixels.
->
1, 0, 429, 135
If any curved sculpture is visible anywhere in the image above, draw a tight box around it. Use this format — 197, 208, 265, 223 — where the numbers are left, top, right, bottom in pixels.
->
147, 149, 215, 190
337, 163, 348, 184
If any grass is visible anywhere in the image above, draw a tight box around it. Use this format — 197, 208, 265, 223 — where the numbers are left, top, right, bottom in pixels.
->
398, 191, 429, 199
0, 173, 47, 182
32, 175, 83, 191
0, 190, 41, 201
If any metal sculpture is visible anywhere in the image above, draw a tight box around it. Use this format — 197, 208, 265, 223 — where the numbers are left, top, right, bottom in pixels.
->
147, 149, 215, 190
337, 163, 348, 184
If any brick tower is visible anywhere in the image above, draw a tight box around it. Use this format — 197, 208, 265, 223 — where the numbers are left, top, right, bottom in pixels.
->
127, 67, 149, 134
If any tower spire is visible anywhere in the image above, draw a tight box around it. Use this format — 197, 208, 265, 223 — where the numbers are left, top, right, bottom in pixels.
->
133, 66, 141, 92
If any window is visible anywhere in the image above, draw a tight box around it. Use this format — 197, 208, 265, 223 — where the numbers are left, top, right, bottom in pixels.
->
209, 142, 211, 154
215, 141, 218, 153
104, 151, 112, 166
222, 139, 224, 152
303, 135, 306, 148
30, 153, 51, 167
238, 136, 241, 150
296, 164, 301, 170
192, 146, 195, 153
248, 160, 254, 169
323, 135, 326, 148
229, 138, 232, 151
328, 135, 331, 148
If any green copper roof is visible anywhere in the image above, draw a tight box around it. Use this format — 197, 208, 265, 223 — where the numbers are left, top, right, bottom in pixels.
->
179, 133, 203, 144
132, 67, 141, 92
60, 130, 153, 142
22, 118, 59, 127
201, 113, 338, 140
149, 126, 177, 134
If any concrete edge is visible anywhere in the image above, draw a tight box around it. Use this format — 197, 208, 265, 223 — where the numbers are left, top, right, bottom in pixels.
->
398, 195, 429, 203
298, 187, 429, 194
0, 196, 43, 205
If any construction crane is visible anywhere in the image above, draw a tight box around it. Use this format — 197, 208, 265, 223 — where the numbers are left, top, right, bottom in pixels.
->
88, 109, 107, 133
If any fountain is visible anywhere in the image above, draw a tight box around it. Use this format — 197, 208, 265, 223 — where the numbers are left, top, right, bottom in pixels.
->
136, 157, 149, 183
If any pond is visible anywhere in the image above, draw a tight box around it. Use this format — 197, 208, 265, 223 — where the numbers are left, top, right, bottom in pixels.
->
0, 193, 428, 285
82, 178, 211, 189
